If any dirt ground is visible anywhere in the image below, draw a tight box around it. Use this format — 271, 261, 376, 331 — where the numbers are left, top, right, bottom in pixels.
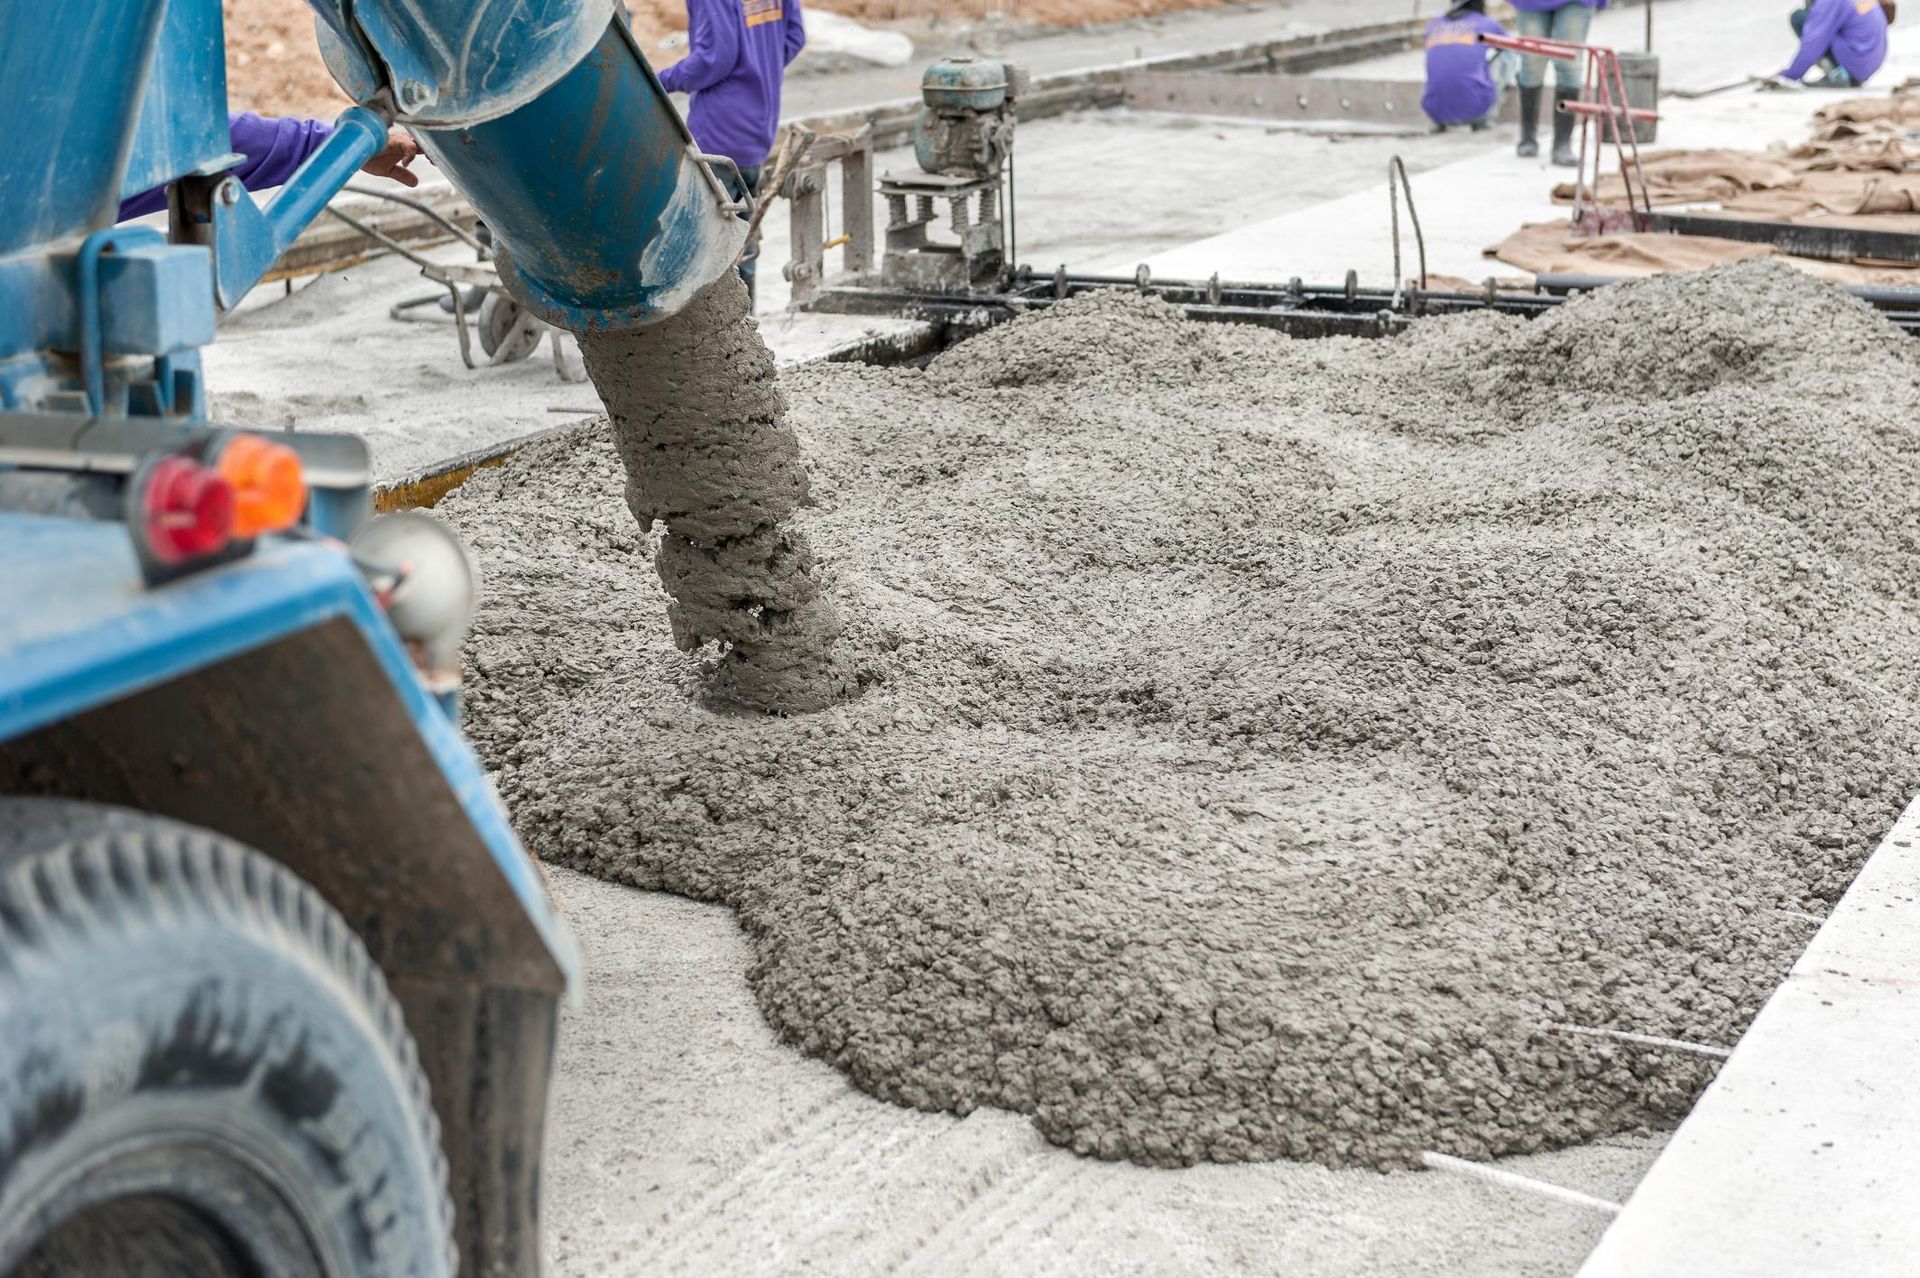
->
222, 0, 1247, 117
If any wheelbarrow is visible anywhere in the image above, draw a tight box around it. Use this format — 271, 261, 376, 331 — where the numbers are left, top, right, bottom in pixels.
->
325, 185, 588, 383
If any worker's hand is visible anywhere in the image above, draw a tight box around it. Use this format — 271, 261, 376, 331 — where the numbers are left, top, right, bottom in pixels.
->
362, 128, 424, 188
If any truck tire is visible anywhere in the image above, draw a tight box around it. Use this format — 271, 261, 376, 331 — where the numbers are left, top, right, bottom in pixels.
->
0, 800, 455, 1278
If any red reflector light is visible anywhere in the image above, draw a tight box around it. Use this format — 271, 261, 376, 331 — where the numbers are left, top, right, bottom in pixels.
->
139, 455, 235, 565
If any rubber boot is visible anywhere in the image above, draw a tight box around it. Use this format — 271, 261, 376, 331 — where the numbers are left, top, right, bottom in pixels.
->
1551, 87, 1579, 168
1516, 85, 1542, 158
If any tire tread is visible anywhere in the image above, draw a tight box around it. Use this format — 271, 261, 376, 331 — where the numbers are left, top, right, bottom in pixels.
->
0, 799, 456, 1277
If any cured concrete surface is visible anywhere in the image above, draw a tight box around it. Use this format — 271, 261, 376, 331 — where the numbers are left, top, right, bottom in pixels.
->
776, 0, 1439, 122
1144, 0, 1920, 284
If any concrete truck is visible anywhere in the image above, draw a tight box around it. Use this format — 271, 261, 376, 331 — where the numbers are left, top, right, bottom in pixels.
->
0, 0, 753, 1271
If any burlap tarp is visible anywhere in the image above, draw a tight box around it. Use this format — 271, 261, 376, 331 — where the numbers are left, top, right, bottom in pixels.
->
1549, 82, 1920, 217
1554, 146, 1920, 218
1494, 83, 1920, 284
1490, 220, 1920, 286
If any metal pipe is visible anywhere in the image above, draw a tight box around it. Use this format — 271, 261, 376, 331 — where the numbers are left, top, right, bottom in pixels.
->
1421, 1152, 1624, 1216
340, 184, 492, 257
1539, 1021, 1732, 1061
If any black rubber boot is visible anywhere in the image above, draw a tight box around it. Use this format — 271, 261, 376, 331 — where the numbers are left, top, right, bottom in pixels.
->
1551, 87, 1579, 167
1516, 85, 1542, 158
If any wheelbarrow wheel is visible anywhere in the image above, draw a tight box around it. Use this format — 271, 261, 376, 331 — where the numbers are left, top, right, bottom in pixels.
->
476, 293, 545, 365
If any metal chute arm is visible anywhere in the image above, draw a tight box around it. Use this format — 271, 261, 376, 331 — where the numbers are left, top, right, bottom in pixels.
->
194, 107, 389, 310
310, 0, 747, 332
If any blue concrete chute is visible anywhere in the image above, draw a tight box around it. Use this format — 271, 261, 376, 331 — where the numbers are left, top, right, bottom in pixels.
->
319, 0, 749, 332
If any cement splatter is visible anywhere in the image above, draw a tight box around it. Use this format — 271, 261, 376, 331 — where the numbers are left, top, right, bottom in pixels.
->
578, 274, 854, 713
445, 262, 1920, 1170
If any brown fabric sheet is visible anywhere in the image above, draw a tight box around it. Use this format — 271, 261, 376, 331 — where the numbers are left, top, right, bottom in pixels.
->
1723, 171, 1920, 219
1551, 149, 1802, 207
1812, 81, 1920, 129
1555, 79, 1920, 215
1556, 142, 1920, 212
1489, 220, 1920, 287
1786, 133, 1920, 171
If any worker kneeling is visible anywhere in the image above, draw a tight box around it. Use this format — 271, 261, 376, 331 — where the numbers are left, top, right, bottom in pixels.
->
1423, 1, 1517, 133
1780, 0, 1896, 87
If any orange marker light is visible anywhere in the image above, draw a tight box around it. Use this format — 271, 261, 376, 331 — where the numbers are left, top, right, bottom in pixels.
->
216, 434, 308, 538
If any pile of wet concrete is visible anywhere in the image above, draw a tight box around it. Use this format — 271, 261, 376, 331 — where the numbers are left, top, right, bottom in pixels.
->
442, 261, 1920, 1170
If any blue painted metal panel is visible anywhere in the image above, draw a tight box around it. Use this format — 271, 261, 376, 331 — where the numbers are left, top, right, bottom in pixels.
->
121, 0, 232, 203
98, 243, 218, 356
0, 0, 355, 416
0, 512, 579, 989
415, 22, 745, 332
0, 0, 168, 256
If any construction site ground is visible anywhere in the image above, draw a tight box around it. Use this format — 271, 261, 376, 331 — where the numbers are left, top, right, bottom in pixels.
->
191, 2, 1920, 1273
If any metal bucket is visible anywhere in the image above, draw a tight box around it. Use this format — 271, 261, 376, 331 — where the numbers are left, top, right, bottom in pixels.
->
1615, 52, 1660, 145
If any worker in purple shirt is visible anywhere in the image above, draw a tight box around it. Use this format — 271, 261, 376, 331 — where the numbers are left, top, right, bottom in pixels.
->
1423, 1, 1515, 133
119, 112, 421, 222
658, 0, 807, 302
1782, 0, 1895, 87
1510, 0, 1608, 167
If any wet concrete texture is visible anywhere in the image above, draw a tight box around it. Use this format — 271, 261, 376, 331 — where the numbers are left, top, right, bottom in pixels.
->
542, 867, 1664, 1278
579, 275, 854, 713
444, 262, 1920, 1171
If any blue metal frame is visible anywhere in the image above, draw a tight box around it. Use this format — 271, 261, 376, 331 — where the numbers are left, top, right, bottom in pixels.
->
0, 0, 394, 421
1, 0, 746, 424
0, 512, 579, 990
201, 108, 388, 310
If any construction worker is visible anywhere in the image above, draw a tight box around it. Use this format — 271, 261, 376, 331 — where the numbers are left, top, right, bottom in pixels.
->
1781, 0, 1895, 87
1422, 0, 1516, 132
1511, 0, 1608, 167
118, 113, 421, 221
659, 0, 809, 302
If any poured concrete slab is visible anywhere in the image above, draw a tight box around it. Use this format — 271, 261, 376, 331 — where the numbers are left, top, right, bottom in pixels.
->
775, 0, 1432, 124
1579, 798, 1920, 1278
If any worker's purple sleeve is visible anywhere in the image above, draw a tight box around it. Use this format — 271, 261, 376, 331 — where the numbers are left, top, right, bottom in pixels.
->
1784, 0, 1847, 79
784, 0, 807, 66
658, 0, 743, 94
118, 112, 334, 221
226, 112, 335, 191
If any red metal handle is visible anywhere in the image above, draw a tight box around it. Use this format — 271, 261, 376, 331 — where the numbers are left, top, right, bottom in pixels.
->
1560, 101, 1661, 122
1478, 32, 1581, 60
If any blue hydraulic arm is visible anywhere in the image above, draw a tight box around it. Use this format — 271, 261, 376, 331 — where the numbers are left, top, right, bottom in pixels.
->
194, 107, 390, 310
